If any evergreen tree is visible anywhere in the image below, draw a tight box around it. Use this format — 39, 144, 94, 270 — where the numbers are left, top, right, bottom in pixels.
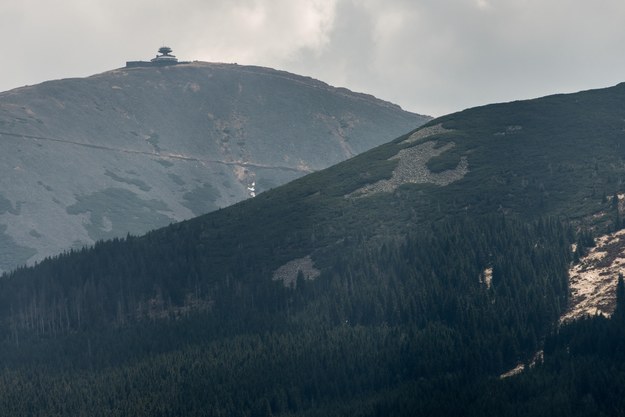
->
614, 273, 625, 320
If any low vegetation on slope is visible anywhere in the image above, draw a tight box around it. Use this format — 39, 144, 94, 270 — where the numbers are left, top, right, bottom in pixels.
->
0, 62, 429, 272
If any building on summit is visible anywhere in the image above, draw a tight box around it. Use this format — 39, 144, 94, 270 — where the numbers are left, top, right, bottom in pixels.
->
126, 47, 182, 68
151, 46, 178, 64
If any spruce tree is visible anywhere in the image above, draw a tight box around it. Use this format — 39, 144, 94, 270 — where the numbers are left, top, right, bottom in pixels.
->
615, 273, 625, 320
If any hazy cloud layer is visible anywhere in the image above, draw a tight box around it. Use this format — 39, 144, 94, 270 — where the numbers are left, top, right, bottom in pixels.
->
2, 0, 625, 116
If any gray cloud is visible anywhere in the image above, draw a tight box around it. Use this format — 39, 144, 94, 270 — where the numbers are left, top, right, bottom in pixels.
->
2, 0, 625, 116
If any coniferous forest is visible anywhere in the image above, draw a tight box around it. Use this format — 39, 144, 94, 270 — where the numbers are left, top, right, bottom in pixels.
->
0, 215, 578, 416
3, 81, 625, 415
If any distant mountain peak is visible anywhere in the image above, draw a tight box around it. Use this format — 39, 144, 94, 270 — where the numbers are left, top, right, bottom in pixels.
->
0, 63, 430, 272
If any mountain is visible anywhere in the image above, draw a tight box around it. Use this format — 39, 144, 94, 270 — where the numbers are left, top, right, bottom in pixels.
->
0, 62, 429, 272
2, 83, 625, 415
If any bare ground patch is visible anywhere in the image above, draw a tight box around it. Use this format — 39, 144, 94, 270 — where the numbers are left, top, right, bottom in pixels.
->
272, 255, 320, 288
347, 141, 469, 198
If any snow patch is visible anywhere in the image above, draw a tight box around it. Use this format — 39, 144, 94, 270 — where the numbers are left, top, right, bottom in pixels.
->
480, 267, 493, 289
247, 181, 256, 197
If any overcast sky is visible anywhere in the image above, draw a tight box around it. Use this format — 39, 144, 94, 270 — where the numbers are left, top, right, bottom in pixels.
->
2, 0, 625, 116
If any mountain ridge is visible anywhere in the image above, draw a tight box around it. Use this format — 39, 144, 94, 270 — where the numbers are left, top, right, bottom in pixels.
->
0, 62, 429, 272
3, 81, 625, 415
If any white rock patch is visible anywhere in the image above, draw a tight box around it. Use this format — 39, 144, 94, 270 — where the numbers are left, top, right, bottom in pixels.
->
560, 229, 625, 323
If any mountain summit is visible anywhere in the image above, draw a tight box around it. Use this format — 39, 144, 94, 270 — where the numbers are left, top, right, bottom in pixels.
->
0, 62, 429, 272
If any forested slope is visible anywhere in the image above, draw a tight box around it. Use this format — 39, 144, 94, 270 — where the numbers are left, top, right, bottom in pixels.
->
3, 82, 625, 414
0, 216, 572, 416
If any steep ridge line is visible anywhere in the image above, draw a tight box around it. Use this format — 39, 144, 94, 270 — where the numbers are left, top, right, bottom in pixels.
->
0, 130, 311, 173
